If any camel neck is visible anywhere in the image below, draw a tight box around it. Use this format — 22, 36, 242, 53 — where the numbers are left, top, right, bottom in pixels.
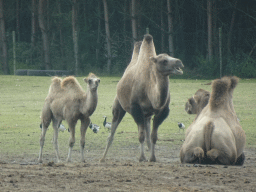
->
148, 68, 169, 109
81, 90, 98, 116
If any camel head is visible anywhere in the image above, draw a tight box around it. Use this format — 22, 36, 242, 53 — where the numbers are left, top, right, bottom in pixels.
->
150, 54, 184, 76
84, 73, 100, 91
185, 89, 210, 115
185, 97, 198, 114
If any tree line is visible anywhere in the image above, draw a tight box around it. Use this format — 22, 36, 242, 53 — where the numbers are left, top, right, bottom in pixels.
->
0, 0, 255, 78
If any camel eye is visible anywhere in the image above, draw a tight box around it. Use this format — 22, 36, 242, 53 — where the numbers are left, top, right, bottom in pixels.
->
88, 79, 92, 84
162, 60, 167, 65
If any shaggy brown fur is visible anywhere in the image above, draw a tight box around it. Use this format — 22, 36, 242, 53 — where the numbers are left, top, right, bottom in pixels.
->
180, 76, 246, 165
38, 73, 100, 163
100, 34, 184, 162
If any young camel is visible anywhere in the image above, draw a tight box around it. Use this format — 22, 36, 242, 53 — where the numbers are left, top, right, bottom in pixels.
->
180, 76, 246, 165
38, 73, 100, 163
100, 34, 184, 162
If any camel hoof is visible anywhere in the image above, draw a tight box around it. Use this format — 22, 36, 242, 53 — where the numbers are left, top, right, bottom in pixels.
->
66, 158, 72, 163
139, 155, 147, 162
99, 158, 105, 163
149, 155, 156, 162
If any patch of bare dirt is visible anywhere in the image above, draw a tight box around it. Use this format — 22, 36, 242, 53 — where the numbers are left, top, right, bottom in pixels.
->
0, 146, 255, 192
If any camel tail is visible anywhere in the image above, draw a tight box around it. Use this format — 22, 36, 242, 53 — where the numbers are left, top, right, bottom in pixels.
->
204, 121, 214, 152
209, 77, 230, 110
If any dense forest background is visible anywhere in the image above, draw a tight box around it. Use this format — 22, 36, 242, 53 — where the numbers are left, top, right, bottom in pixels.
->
0, 0, 255, 78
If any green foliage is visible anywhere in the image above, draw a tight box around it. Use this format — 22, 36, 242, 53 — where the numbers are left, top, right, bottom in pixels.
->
225, 52, 256, 78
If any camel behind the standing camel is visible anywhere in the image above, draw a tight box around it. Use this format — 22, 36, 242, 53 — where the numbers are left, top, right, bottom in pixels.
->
180, 76, 246, 165
38, 73, 100, 163
100, 34, 184, 162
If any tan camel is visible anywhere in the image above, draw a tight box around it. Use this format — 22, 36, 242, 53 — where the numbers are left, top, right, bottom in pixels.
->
100, 34, 184, 162
185, 89, 210, 119
38, 73, 100, 163
180, 76, 246, 165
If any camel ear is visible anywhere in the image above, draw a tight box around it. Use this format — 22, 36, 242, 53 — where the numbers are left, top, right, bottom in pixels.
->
150, 56, 157, 63
83, 78, 88, 83
192, 95, 199, 103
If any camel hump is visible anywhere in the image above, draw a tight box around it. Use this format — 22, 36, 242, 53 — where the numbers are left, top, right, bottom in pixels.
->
144, 34, 153, 43
230, 76, 239, 90
61, 76, 82, 90
51, 76, 62, 85
134, 41, 142, 50
209, 77, 230, 110
87, 72, 98, 79
204, 121, 214, 152
50, 77, 62, 91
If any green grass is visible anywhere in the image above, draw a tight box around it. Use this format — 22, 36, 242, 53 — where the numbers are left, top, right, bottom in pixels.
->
0, 75, 255, 158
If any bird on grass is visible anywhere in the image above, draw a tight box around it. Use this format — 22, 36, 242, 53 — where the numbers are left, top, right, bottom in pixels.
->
39, 123, 66, 132
89, 122, 100, 133
178, 122, 185, 133
103, 116, 111, 131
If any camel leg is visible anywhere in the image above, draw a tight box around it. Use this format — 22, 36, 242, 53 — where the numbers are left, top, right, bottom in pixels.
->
145, 117, 151, 151
52, 118, 62, 163
100, 98, 126, 163
130, 103, 147, 162
38, 123, 49, 163
207, 148, 237, 165
180, 147, 204, 164
80, 117, 90, 162
67, 120, 77, 162
38, 107, 52, 163
150, 106, 169, 162
235, 152, 245, 166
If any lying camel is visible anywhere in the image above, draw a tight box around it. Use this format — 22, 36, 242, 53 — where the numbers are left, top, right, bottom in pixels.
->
180, 76, 246, 165
38, 73, 100, 163
100, 34, 184, 162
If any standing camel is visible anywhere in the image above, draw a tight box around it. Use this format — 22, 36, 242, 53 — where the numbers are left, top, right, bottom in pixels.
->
100, 34, 184, 162
38, 73, 100, 163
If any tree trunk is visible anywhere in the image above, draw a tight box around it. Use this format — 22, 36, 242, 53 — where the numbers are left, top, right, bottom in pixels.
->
38, 0, 51, 69
31, 0, 36, 64
207, 0, 213, 61
16, 0, 20, 41
102, 0, 111, 74
72, 0, 79, 75
0, 0, 9, 74
96, 1, 101, 66
131, 0, 137, 43
167, 0, 174, 56
161, 0, 164, 53
57, 0, 66, 70
227, 0, 238, 56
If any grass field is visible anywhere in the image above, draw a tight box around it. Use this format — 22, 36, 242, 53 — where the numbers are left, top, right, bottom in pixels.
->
0, 75, 255, 162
